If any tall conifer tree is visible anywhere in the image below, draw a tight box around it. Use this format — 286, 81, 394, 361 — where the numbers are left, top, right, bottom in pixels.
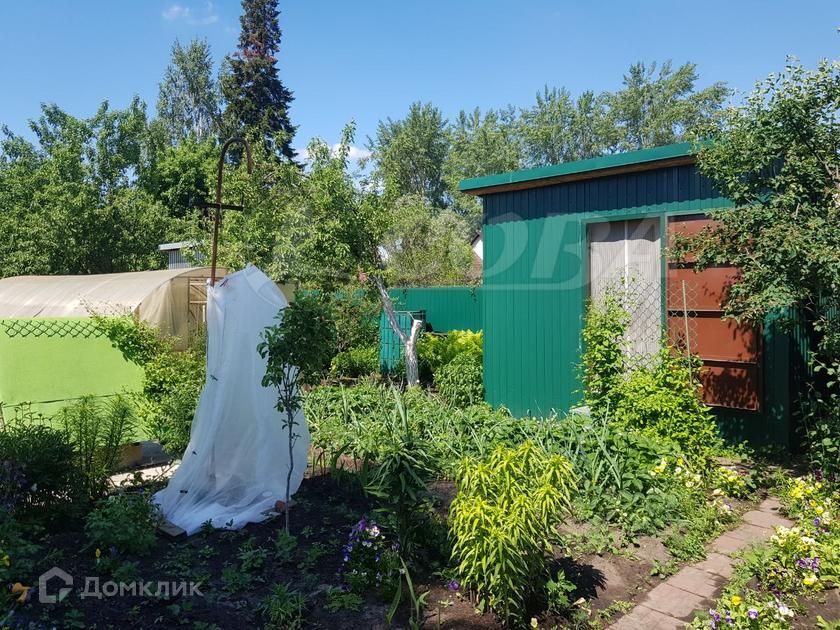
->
221, 0, 296, 160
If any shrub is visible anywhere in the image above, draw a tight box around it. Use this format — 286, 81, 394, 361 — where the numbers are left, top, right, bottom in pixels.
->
0, 418, 77, 524
418, 329, 482, 383
84, 492, 161, 555
57, 395, 136, 503
612, 346, 722, 457
94, 314, 204, 457
435, 352, 484, 408
330, 345, 380, 378
449, 442, 575, 626
581, 293, 629, 411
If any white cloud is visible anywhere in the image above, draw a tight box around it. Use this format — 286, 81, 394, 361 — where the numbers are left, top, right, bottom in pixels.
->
162, 2, 218, 25
162, 4, 190, 20
340, 145, 373, 161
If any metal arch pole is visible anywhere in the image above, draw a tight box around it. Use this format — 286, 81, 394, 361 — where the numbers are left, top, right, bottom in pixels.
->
209, 137, 253, 285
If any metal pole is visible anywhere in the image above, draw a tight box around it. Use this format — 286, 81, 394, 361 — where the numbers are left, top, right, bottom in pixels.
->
209, 137, 253, 285
682, 280, 693, 384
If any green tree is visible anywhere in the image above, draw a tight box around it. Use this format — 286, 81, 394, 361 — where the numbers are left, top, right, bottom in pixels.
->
0, 101, 171, 277
687, 59, 840, 464
607, 60, 729, 151
157, 39, 221, 144
380, 195, 474, 287
221, 0, 296, 160
519, 87, 610, 166
368, 102, 449, 205
444, 106, 521, 227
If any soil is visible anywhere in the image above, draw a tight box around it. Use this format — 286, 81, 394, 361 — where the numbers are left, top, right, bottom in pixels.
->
5, 473, 840, 629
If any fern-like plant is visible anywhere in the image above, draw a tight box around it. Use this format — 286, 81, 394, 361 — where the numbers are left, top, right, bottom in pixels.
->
448, 442, 575, 626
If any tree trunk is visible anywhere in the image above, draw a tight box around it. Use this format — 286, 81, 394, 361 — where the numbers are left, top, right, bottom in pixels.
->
372, 275, 421, 387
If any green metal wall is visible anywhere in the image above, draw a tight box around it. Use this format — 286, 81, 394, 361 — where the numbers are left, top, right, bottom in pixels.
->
481, 163, 795, 446
378, 287, 482, 372
388, 287, 482, 332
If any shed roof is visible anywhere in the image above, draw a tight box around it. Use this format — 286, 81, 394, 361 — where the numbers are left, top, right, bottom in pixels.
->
0, 268, 214, 318
459, 142, 698, 195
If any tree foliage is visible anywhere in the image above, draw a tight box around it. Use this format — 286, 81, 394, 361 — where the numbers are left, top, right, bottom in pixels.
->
687, 59, 840, 457
0, 100, 172, 277
221, 0, 296, 160
157, 39, 220, 145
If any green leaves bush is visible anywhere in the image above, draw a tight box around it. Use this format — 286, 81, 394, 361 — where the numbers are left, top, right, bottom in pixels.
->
330, 345, 380, 379
435, 352, 484, 408
449, 442, 575, 626
84, 492, 161, 555
418, 329, 482, 376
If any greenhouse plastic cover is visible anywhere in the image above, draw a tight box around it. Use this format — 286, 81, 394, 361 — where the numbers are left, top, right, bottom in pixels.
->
0, 268, 220, 341
154, 265, 309, 535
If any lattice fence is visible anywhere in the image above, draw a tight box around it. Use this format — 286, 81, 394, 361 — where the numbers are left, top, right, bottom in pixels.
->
0, 319, 104, 339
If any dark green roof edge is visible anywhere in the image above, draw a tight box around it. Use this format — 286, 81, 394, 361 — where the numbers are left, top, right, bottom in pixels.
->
459, 142, 698, 193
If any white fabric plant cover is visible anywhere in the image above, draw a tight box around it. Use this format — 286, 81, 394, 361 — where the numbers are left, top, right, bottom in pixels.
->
154, 265, 309, 535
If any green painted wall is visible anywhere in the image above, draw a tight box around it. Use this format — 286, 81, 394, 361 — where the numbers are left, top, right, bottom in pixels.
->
0, 318, 144, 434
481, 162, 794, 446
389, 287, 482, 332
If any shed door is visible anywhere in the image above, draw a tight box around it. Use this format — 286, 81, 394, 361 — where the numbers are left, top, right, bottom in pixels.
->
588, 218, 661, 361
667, 215, 761, 411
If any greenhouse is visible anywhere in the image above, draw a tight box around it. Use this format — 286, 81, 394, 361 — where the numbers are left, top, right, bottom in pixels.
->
0, 267, 219, 418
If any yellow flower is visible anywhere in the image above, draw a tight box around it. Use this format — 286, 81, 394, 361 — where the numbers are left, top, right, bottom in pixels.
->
95, 548, 101, 559
530, 618, 539, 628
2, 554, 9, 567
815, 506, 824, 515
803, 574, 818, 587
731, 595, 742, 606
810, 500, 817, 508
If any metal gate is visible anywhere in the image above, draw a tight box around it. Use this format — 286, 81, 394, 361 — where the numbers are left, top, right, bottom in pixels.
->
379, 310, 426, 373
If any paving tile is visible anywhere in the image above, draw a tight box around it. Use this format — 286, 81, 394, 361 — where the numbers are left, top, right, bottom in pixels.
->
727, 523, 774, 543
609, 605, 685, 630
742, 509, 793, 529
759, 496, 783, 512
639, 582, 709, 619
694, 552, 734, 579
667, 566, 726, 599
711, 533, 749, 555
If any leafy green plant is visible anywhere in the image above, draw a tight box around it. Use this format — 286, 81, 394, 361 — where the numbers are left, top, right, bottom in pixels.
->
330, 345, 380, 378
435, 352, 484, 408
273, 529, 298, 563
0, 415, 77, 524
237, 537, 268, 573
418, 329, 482, 381
545, 571, 576, 614
581, 293, 629, 411
57, 395, 136, 503
324, 586, 364, 612
260, 583, 306, 630
94, 314, 204, 456
386, 556, 429, 630
84, 492, 161, 555
449, 442, 575, 626
364, 390, 434, 557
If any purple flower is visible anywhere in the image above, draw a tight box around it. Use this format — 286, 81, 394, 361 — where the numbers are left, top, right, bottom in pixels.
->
815, 517, 822, 527
814, 469, 823, 481
709, 609, 721, 622
446, 580, 460, 591
747, 608, 759, 620
812, 557, 821, 571
725, 612, 734, 625
796, 558, 809, 569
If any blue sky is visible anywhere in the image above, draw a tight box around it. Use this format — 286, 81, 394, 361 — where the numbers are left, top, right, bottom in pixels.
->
1, 1, 837, 158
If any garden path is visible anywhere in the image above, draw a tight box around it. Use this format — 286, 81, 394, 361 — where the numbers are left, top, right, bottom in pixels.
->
609, 497, 793, 629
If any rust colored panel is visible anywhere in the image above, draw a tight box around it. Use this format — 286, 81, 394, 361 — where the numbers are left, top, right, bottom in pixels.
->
667, 266, 741, 311
667, 316, 759, 363
699, 365, 761, 411
668, 214, 722, 238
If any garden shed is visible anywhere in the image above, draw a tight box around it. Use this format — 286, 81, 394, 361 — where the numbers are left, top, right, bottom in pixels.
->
459, 142, 805, 447
0, 267, 220, 417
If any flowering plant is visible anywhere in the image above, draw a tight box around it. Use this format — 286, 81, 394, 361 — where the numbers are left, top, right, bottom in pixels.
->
340, 518, 401, 597
690, 591, 795, 629
710, 465, 752, 499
